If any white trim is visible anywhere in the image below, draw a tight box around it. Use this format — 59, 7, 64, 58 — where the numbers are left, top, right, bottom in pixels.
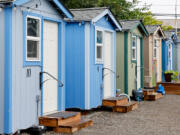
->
92, 9, 122, 31
85, 23, 90, 109
132, 35, 137, 61
26, 15, 41, 62
95, 26, 104, 64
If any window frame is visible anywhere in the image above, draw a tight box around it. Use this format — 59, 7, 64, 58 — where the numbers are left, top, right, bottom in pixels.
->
26, 15, 41, 62
131, 35, 137, 61
153, 39, 158, 59
95, 28, 104, 64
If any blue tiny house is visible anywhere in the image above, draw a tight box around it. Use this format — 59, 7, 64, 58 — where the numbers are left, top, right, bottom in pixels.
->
0, 0, 73, 134
65, 8, 121, 110
162, 31, 176, 81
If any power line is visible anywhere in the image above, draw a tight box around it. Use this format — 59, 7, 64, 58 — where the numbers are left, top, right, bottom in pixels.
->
153, 13, 180, 17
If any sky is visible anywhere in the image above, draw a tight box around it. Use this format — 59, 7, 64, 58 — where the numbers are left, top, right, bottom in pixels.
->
129, 0, 180, 19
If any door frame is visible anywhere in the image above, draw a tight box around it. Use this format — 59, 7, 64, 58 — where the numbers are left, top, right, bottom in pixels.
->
94, 26, 116, 99
41, 17, 63, 116
136, 36, 141, 89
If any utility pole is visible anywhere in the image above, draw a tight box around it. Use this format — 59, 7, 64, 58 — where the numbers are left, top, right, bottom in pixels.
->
175, 0, 177, 35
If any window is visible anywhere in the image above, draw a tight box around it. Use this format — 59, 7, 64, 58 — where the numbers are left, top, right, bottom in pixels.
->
26, 16, 41, 61
153, 39, 157, 59
96, 30, 103, 63
132, 36, 136, 60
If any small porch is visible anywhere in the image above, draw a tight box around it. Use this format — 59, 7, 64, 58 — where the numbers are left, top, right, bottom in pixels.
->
156, 82, 180, 95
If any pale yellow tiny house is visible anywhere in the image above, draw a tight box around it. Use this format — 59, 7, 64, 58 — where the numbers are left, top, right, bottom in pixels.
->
144, 25, 165, 88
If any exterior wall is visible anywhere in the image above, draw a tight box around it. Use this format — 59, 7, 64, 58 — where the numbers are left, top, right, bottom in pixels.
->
116, 32, 124, 93
128, 28, 143, 96
89, 24, 103, 108
10, 0, 64, 133
162, 39, 175, 81
65, 22, 85, 109
0, 9, 4, 134
90, 17, 116, 107
144, 32, 163, 87
144, 36, 151, 87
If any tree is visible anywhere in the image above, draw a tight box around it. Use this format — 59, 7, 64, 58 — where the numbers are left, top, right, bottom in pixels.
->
62, 0, 173, 31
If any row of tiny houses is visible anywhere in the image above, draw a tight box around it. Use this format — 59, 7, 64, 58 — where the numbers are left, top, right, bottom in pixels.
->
116, 20, 148, 96
0, 0, 178, 134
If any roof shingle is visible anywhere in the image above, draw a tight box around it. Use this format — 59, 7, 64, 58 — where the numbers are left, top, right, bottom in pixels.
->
69, 7, 108, 21
119, 20, 140, 31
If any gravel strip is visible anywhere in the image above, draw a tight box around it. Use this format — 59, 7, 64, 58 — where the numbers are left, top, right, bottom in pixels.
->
22, 95, 180, 135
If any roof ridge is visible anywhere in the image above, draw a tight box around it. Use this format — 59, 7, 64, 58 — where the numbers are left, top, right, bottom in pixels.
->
70, 7, 108, 11
119, 19, 140, 22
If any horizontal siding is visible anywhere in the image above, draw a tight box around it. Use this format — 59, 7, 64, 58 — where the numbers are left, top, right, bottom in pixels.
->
65, 22, 85, 109
0, 9, 4, 134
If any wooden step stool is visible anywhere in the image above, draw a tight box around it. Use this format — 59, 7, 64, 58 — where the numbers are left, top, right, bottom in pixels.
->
144, 92, 163, 101
102, 97, 138, 113
39, 111, 93, 133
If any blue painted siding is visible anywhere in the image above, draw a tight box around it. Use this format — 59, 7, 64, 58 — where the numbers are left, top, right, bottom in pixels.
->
9, 0, 65, 133
65, 14, 117, 110
65, 22, 85, 109
162, 39, 175, 81
95, 16, 114, 30
162, 40, 167, 81
4, 7, 13, 134
0, 9, 4, 134
89, 24, 103, 108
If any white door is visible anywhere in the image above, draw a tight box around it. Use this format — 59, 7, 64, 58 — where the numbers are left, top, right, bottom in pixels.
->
168, 44, 173, 70
43, 21, 58, 114
104, 31, 113, 98
137, 37, 141, 89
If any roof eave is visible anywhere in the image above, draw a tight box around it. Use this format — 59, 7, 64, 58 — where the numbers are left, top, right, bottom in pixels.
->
92, 9, 122, 31
13, 0, 73, 19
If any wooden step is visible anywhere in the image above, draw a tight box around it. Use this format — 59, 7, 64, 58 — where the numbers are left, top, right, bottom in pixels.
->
39, 111, 81, 127
143, 89, 155, 96
113, 102, 138, 113
53, 119, 93, 133
156, 82, 180, 95
102, 97, 129, 107
144, 93, 163, 101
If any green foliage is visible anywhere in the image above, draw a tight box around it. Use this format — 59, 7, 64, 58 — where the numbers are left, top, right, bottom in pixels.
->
161, 25, 173, 31
164, 70, 179, 81
62, 0, 150, 20
62, 0, 173, 30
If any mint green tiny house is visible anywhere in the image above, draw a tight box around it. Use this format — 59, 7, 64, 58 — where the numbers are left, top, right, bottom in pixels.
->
116, 20, 148, 96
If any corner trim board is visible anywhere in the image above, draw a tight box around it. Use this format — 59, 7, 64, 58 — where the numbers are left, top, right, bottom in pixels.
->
4, 7, 13, 134
124, 32, 128, 94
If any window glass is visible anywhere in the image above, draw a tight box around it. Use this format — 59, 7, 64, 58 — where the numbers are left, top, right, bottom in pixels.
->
154, 48, 157, 58
132, 36, 136, 47
97, 31, 103, 44
154, 40, 157, 47
27, 17, 40, 37
132, 36, 136, 60
27, 40, 39, 58
97, 46, 102, 59
132, 49, 136, 60
26, 16, 41, 61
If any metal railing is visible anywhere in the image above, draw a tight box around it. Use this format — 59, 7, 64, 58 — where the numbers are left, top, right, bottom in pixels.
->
40, 71, 64, 89
102, 67, 117, 80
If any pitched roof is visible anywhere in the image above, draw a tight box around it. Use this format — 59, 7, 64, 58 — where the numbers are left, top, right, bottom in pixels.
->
119, 20, 140, 31
12, 0, 73, 19
145, 25, 160, 34
70, 7, 108, 21
68, 7, 121, 30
